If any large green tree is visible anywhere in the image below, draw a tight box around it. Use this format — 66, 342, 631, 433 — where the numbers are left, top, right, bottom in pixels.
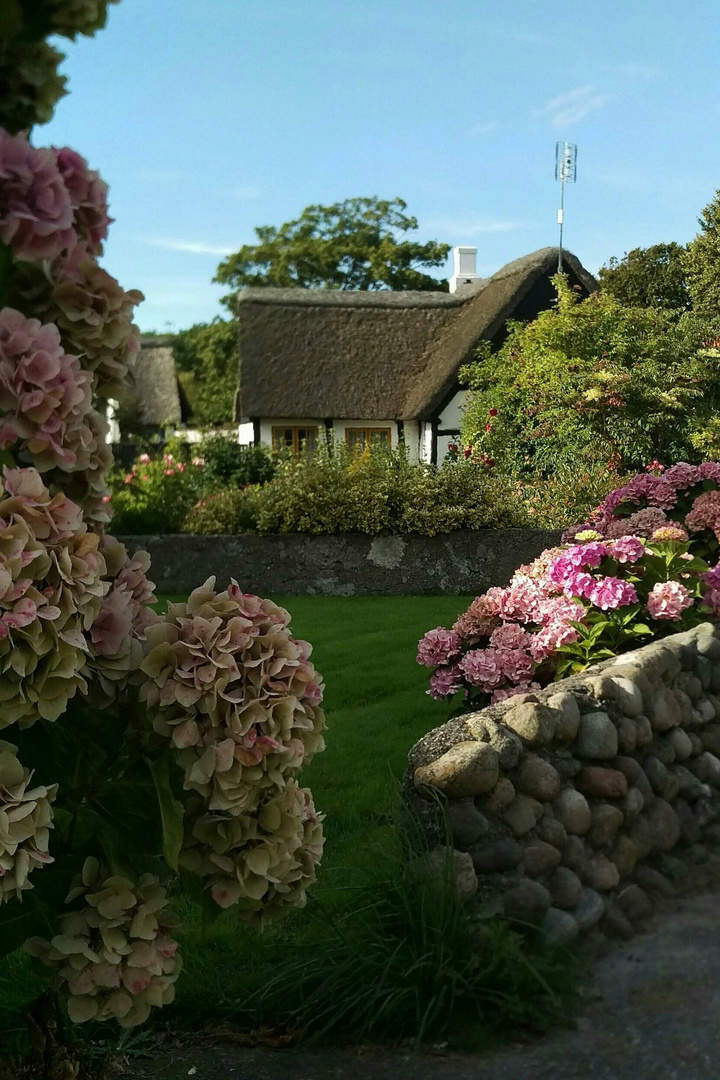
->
460, 276, 720, 474
173, 317, 237, 426
684, 189, 720, 319
214, 197, 450, 307
598, 242, 690, 313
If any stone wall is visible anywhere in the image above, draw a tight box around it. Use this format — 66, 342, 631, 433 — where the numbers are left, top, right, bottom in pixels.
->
406, 622, 720, 945
117, 529, 561, 597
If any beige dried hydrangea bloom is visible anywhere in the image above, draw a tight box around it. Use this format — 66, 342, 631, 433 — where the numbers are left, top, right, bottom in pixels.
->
0, 741, 57, 903
26, 857, 181, 1028
181, 781, 324, 922
0, 467, 108, 727
140, 578, 325, 815
83, 536, 159, 704
9, 250, 142, 401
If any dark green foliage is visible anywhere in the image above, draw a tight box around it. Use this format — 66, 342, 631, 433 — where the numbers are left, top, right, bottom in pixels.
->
213, 197, 450, 308
199, 435, 275, 487
598, 242, 690, 313
460, 276, 720, 475
173, 319, 238, 426
684, 189, 720, 320
238, 833, 577, 1047
0, 699, 183, 964
0, 0, 118, 134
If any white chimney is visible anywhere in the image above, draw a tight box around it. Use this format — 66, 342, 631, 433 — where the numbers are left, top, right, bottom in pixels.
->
448, 245, 480, 293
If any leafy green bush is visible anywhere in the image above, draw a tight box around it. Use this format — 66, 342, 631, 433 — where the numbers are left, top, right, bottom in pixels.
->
182, 486, 260, 534
511, 463, 625, 528
460, 276, 720, 477
253, 444, 528, 535
199, 434, 276, 487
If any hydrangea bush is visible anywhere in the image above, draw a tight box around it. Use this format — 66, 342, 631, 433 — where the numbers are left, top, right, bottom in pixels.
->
0, 1, 325, 1034
418, 462, 720, 707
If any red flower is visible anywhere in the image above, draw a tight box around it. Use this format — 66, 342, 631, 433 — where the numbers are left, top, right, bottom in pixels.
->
484, 423, 492, 433
488, 408, 498, 417
463, 446, 472, 459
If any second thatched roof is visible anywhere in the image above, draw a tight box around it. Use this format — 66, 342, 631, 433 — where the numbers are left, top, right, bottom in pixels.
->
131, 338, 183, 426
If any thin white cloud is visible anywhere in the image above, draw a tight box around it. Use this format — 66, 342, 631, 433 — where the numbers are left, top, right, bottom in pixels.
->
145, 238, 234, 256
536, 85, 610, 128
469, 121, 498, 138
426, 217, 522, 236
232, 185, 262, 199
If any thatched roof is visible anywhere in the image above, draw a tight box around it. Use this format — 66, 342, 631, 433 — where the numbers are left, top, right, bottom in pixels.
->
131, 339, 182, 426
235, 247, 597, 422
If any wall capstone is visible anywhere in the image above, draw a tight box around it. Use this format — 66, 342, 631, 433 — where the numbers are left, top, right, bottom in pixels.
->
406, 621, 720, 944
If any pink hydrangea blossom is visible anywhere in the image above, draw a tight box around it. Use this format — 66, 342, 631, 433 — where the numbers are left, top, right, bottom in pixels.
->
605, 507, 669, 539
562, 571, 596, 600
588, 577, 638, 611
460, 649, 505, 690
427, 664, 464, 700
416, 627, 461, 668
495, 646, 534, 684
0, 307, 93, 471
685, 490, 720, 541
0, 130, 75, 261
662, 463, 701, 490
513, 546, 567, 580
703, 565, 720, 590
489, 623, 530, 650
697, 462, 720, 484
452, 596, 500, 644
53, 147, 111, 254
536, 595, 585, 626
646, 580, 693, 620
529, 621, 580, 661
611, 536, 645, 563
494, 577, 553, 622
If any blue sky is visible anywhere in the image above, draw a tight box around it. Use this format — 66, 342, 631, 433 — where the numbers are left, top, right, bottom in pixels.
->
41, 0, 720, 332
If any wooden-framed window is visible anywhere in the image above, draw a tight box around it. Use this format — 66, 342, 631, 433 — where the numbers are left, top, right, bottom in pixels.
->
271, 426, 318, 455
345, 427, 391, 452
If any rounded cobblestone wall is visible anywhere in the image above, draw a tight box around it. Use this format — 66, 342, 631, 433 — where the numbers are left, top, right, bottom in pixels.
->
407, 622, 720, 944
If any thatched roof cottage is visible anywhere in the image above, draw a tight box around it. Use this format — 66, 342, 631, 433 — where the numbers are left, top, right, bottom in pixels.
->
235, 246, 597, 462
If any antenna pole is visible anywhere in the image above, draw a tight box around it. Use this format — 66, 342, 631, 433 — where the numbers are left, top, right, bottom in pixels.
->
558, 180, 565, 273
554, 141, 576, 275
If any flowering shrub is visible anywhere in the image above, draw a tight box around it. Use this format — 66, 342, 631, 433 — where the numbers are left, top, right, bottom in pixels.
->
26, 857, 180, 1028
459, 276, 720, 478
0, 2, 325, 1039
418, 464, 720, 705
109, 448, 207, 533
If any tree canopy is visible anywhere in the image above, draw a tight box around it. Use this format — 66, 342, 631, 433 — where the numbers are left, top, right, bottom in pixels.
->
173, 317, 237, 426
597, 242, 690, 313
684, 189, 720, 319
460, 276, 720, 474
213, 197, 450, 307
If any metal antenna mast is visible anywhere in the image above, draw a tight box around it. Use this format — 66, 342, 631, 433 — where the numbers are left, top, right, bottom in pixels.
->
555, 141, 577, 272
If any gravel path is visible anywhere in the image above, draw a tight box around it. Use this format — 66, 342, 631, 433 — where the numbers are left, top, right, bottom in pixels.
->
127, 890, 720, 1080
